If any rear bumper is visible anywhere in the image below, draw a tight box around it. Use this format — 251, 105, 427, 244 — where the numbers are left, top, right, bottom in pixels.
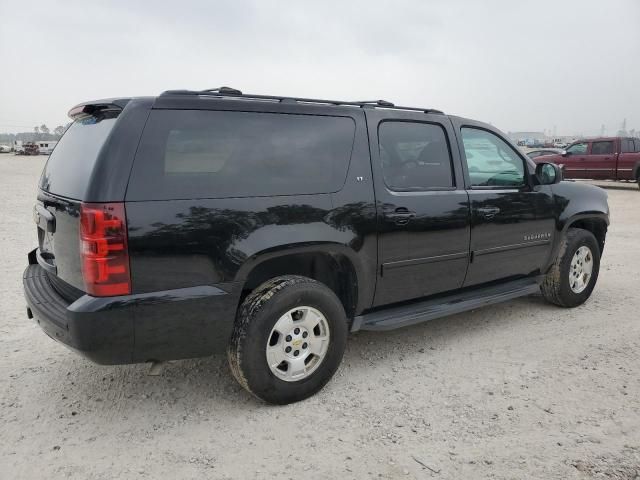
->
23, 263, 239, 365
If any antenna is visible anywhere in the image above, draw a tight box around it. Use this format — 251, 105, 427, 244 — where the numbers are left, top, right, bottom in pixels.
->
355, 100, 395, 107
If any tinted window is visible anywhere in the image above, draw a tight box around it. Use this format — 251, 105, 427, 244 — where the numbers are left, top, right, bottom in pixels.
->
635, 139, 640, 152
39, 112, 118, 199
621, 139, 634, 153
378, 121, 453, 190
566, 142, 587, 154
128, 110, 356, 200
591, 141, 614, 155
461, 128, 525, 187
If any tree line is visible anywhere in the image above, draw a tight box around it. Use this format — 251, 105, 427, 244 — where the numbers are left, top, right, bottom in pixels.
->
0, 123, 70, 144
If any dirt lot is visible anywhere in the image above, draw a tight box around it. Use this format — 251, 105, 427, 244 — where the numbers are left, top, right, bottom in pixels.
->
1, 153, 639, 479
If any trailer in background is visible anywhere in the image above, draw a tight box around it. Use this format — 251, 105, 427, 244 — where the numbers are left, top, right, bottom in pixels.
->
37, 141, 57, 155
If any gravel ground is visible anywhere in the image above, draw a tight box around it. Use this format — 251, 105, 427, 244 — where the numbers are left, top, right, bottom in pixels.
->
1, 153, 639, 479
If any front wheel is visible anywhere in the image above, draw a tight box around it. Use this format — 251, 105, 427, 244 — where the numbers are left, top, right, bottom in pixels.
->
541, 228, 601, 307
228, 276, 348, 404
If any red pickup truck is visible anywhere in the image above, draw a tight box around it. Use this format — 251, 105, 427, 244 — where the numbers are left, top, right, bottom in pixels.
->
534, 137, 640, 188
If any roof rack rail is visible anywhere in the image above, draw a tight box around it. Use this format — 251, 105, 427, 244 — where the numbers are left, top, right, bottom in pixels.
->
159, 88, 444, 115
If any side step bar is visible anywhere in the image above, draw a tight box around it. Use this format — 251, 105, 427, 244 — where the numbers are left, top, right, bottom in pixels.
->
351, 277, 541, 332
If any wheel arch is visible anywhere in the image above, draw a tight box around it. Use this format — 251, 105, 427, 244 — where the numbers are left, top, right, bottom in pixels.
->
563, 214, 608, 254
236, 245, 362, 320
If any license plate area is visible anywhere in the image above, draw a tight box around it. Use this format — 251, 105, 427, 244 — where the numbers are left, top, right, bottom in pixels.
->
38, 227, 56, 259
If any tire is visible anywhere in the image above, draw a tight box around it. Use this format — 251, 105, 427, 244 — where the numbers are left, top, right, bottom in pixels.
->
228, 275, 348, 404
541, 228, 601, 307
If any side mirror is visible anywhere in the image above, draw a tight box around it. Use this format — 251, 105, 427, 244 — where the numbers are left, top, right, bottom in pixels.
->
562, 151, 571, 157
536, 162, 562, 185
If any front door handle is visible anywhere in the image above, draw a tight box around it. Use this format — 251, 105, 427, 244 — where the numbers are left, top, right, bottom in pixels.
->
386, 208, 416, 225
477, 206, 501, 219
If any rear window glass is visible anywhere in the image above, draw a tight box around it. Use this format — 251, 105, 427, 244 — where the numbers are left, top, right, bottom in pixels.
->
378, 121, 454, 190
127, 110, 356, 200
591, 141, 614, 155
39, 113, 118, 199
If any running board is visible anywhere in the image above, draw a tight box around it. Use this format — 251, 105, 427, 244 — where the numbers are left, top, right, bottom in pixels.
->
351, 278, 541, 332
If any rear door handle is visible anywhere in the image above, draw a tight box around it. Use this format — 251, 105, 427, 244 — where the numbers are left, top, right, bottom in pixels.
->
386, 208, 416, 225
477, 206, 501, 219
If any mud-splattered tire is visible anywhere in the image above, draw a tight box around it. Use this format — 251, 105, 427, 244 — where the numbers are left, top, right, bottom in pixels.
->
541, 228, 600, 307
227, 276, 348, 404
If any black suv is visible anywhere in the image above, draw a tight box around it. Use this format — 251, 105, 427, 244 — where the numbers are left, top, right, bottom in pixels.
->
24, 87, 609, 404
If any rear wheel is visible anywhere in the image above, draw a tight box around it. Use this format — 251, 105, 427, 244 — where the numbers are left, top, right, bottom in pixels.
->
541, 228, 600, 307
228, 276, 347, 404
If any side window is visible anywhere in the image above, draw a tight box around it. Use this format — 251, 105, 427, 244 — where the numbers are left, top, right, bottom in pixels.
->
128, 110, 356, 200
566, 142, 587, 155
591, 141, 614, 155
461, 127, 525, 188
635, 139, 640, 153
621, 139, 633, 153
378, 121, 454, 190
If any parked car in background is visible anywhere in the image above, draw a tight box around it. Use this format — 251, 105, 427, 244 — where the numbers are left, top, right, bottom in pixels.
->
13, 140, 24, 154
527, 148, 565, 160
23, 142, 39, 156
532, 137, 640, 189
0, 144, 12, 153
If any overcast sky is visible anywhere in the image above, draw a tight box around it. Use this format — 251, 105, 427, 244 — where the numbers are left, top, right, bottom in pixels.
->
1, 0, 639, 136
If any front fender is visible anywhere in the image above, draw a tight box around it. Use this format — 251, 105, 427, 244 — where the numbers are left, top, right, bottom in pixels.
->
545, 181, 610, 268
551, 181, 610, 232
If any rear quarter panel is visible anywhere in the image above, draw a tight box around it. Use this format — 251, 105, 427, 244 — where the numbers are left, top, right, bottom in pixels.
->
618, 152, 640, 180
125, 106, 378, 314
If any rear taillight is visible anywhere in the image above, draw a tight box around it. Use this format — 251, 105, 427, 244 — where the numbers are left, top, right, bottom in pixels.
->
79, 202, 131, 296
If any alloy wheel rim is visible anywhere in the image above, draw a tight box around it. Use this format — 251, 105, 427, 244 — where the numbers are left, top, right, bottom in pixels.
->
569, 245, 593, 294
266, 306, 330, 382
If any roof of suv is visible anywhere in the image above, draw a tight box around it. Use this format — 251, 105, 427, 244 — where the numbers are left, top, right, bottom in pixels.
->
155, 86, 445, 115
68, 87, 447, 120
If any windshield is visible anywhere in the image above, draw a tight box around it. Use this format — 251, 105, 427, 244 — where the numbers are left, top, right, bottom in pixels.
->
39, 112, 118, 199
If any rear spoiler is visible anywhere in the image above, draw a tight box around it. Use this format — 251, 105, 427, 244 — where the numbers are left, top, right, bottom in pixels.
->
67, 98, 131, 119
